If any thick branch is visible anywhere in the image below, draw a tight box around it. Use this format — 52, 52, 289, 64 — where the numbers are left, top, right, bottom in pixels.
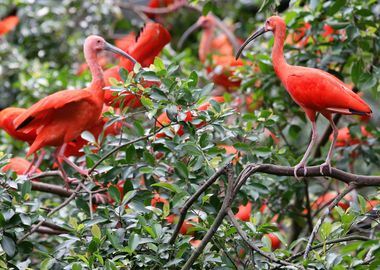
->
169, 163, 230, 244
32, 181, 74, 197
241, 164, 380, 186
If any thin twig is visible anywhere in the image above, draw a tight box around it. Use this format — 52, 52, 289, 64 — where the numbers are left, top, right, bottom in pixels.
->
17, 184, 82, 243
304, 180, 313, 233
303, 183, 356, 259
89, 127, 164, 174
287, 235, 370, 261
31, 181, 74, 197
227, 209, 297, 268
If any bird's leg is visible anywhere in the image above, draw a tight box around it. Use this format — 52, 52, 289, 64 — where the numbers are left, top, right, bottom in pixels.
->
53, 147, 76, 189
25, 149, 46, 176
24, 153, 38, 176
320, 118, 338, 175
294, 121, 318, 180
58, 144, 90, 178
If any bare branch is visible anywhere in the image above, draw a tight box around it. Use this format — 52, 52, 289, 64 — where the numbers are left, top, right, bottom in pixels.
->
31, 181, 74, 197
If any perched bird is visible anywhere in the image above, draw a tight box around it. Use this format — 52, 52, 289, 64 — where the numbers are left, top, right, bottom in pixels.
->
103, 22, 171, 108
236, 16, 372, 178
14, 35, 136, 183
178, 14, 243, 91
0, 107, 43, 175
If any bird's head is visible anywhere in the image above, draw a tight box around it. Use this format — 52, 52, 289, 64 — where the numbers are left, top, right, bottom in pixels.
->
235, 16, 285, 59
84, 35, 137, 64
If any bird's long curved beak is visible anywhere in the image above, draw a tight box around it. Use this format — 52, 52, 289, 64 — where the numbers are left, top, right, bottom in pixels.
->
235, 27, 267, 60
178, 22, 201, 49
105, 42, 137, 64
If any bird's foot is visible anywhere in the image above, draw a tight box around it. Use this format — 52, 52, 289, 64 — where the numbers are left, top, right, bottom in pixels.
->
320, 161, 332, 175
94, 193, 108, 204
294, 163, 307, 180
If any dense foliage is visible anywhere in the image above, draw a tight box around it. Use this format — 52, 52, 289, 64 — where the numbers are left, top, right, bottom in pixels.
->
0, 0, 379, 269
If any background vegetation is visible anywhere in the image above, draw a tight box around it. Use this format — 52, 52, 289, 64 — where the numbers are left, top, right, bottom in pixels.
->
0, 0, 379, 269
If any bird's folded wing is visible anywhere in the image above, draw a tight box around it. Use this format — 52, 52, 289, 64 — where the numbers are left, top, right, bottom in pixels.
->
286, 68, 371, 114
14, 89, 93, 130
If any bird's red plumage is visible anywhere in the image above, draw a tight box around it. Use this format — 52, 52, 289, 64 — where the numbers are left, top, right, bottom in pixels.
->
0, 107, 36, 144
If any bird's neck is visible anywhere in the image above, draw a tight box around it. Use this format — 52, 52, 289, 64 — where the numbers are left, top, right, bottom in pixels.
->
272, 25, 288, 82
84, 47, 105, 99
199, 27, 214, 63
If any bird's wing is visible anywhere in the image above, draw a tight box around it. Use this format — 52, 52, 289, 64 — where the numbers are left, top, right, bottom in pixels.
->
14, 89, 93, 130
285, 67, 371, 115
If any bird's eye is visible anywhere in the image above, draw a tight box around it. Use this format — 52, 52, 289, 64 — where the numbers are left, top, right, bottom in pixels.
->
97, 40, 101, 43
266, 20, 270, 25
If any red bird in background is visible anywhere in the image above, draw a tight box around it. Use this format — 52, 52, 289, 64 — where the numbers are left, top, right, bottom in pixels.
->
14, 35, 136, 183
103, 22, 171, 108
178, 14, 243, 91
2, 157, 41, 177
0, 107, 44, 175
0, 7, 19, 36
236, 16, 372, 179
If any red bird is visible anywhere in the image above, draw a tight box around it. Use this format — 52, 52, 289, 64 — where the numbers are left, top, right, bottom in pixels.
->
2, 157, 41, 177
236, 16, 372, 178
0, 8, 19, 36
0, 107, 44, 175
235, 201, 252, 222
14, 36, 136, 182
103, 23, 171, 108
178, 15, 243, 91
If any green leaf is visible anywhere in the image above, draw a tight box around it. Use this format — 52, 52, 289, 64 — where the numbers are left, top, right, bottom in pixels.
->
320, 222, 332, 241
1, 235, 16, 257
326, 0, 346, 15
21, 181, 32, 198
154, 57, 165, 71
202, 2, 216, 15
91, 224, 101, 239
81, 131, 96, 144
351, 60, 363, 85
174, 161, 189, 179
72, 263, 82, 270
41, 258, 55, 270
188, 71, 198, 88
140, 96, 154, 110
108, 185, 121, 203
151, 182, 180, 193
128, 233, 140, 253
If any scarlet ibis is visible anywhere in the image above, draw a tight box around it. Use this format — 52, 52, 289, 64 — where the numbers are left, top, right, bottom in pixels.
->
236, 16, 372, 178
0, 8, 19, 36
0, 107, 45, 175
2, 157, 41, 177
14, 35, 136, 182
103, 23, 171, 108
178, 14, 243, 91
264, 233, 281, 250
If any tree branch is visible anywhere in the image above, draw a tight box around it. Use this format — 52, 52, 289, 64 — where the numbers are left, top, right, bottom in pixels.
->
31, 181, 74, 197
227, 209, 297, 268
287, 235, 370, 261
303, 183, 356, 258
181, 163, 234, 270
169, 163, 230, 244
89, 127, 164, 174
17, 184, 82, 243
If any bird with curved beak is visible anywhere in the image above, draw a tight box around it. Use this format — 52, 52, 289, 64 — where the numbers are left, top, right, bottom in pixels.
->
14, 35, 137, 184
236, 16, 372, 179
178, 14, 244, 91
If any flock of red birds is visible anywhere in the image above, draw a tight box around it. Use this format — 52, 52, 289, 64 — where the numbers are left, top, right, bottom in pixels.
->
0, 1, 375, 252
